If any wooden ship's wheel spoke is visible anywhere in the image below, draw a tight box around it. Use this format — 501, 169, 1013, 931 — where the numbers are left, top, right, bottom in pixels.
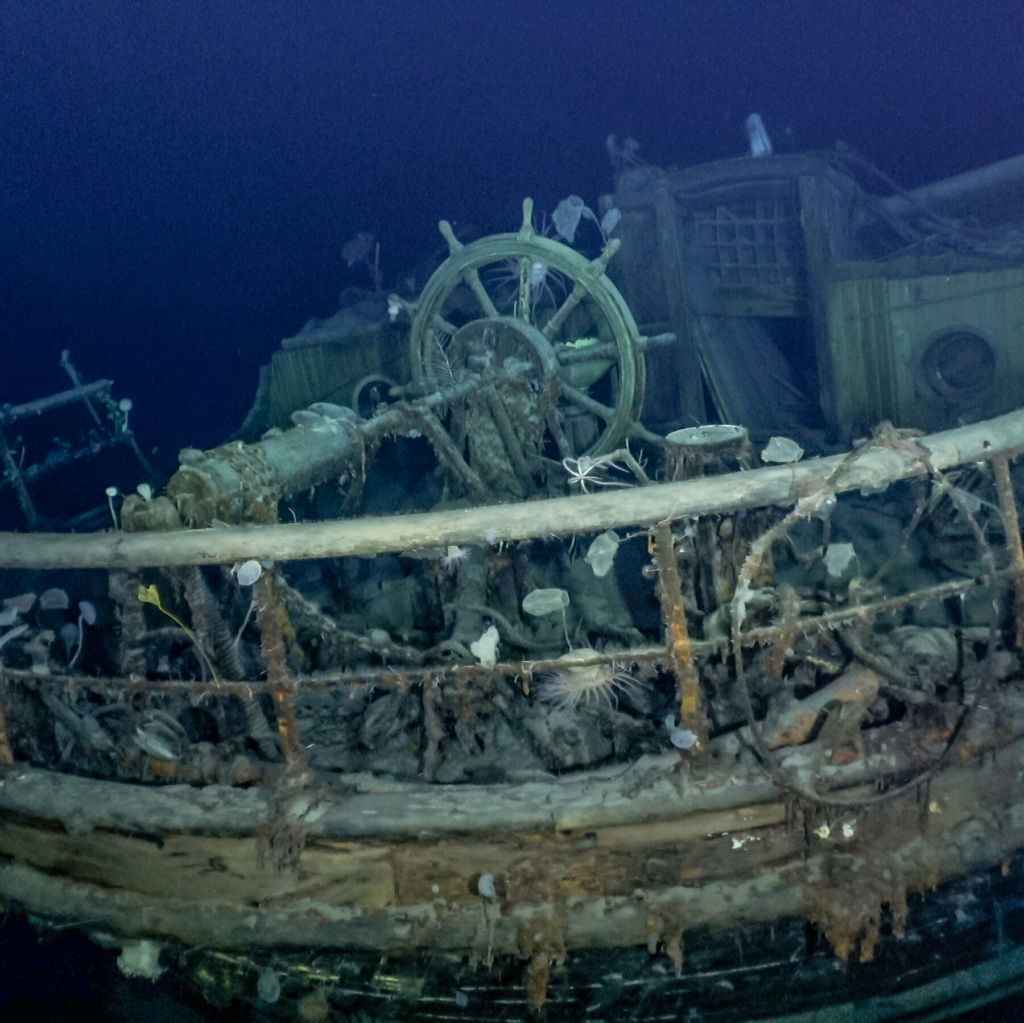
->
431, 311, 458, 337
559, 380, 617, 423
460, 265, 500, 319
540, 278, 587, 339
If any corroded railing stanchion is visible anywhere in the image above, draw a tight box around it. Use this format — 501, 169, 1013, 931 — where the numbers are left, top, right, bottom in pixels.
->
992, 454, 1024, 650
255, 573, 308, 773
653, 520, 707, 752
0, 687, 14, 765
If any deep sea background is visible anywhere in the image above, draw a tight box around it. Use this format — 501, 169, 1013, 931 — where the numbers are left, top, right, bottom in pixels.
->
3, 0, 1024, 470
2, 0, 1024, 1019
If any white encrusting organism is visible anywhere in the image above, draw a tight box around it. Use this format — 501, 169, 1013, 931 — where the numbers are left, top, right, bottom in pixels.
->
746, 113, 773, 157
537, 648, 638, 711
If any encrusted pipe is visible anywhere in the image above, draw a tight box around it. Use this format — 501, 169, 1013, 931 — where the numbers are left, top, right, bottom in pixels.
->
181, 566, 245, 680
0, 426, 40, 530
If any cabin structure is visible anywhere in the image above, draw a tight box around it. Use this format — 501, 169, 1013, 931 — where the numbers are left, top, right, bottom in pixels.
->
608, 151, 1024, 443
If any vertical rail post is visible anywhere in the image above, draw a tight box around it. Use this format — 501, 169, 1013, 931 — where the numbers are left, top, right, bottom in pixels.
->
992, 454, 1024, 650
255, 573, 308, 772
0, 678, 14, 766
654, 520, 707, 752
0, 425, 40, 530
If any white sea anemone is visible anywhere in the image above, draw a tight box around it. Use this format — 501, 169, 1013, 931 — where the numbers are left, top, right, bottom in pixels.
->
440, 545, 470, 572
536, 648, 638, 711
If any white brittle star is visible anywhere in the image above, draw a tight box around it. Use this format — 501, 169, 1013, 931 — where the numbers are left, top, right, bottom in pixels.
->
562, 453, 634, 494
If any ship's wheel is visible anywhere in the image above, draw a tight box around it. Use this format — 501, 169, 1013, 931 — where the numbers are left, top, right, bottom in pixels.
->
405, 198, 646, 462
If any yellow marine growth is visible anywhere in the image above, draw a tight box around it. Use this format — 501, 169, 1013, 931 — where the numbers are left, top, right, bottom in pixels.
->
137, 583, 220, 683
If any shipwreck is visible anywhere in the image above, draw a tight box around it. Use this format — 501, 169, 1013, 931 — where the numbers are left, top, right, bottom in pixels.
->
3, 148, 1024, 1020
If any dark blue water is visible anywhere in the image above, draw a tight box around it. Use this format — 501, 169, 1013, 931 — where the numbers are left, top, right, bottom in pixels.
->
3, 0, 1022, 465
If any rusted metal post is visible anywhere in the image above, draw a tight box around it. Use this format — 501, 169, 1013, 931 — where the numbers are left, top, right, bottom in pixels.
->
59, 350, 104, 426
992, 454, 1024, 650
255, 573, 308, 773
0, 681, 14, 765
653, 520, 707, 751
0, 425, 40, 530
